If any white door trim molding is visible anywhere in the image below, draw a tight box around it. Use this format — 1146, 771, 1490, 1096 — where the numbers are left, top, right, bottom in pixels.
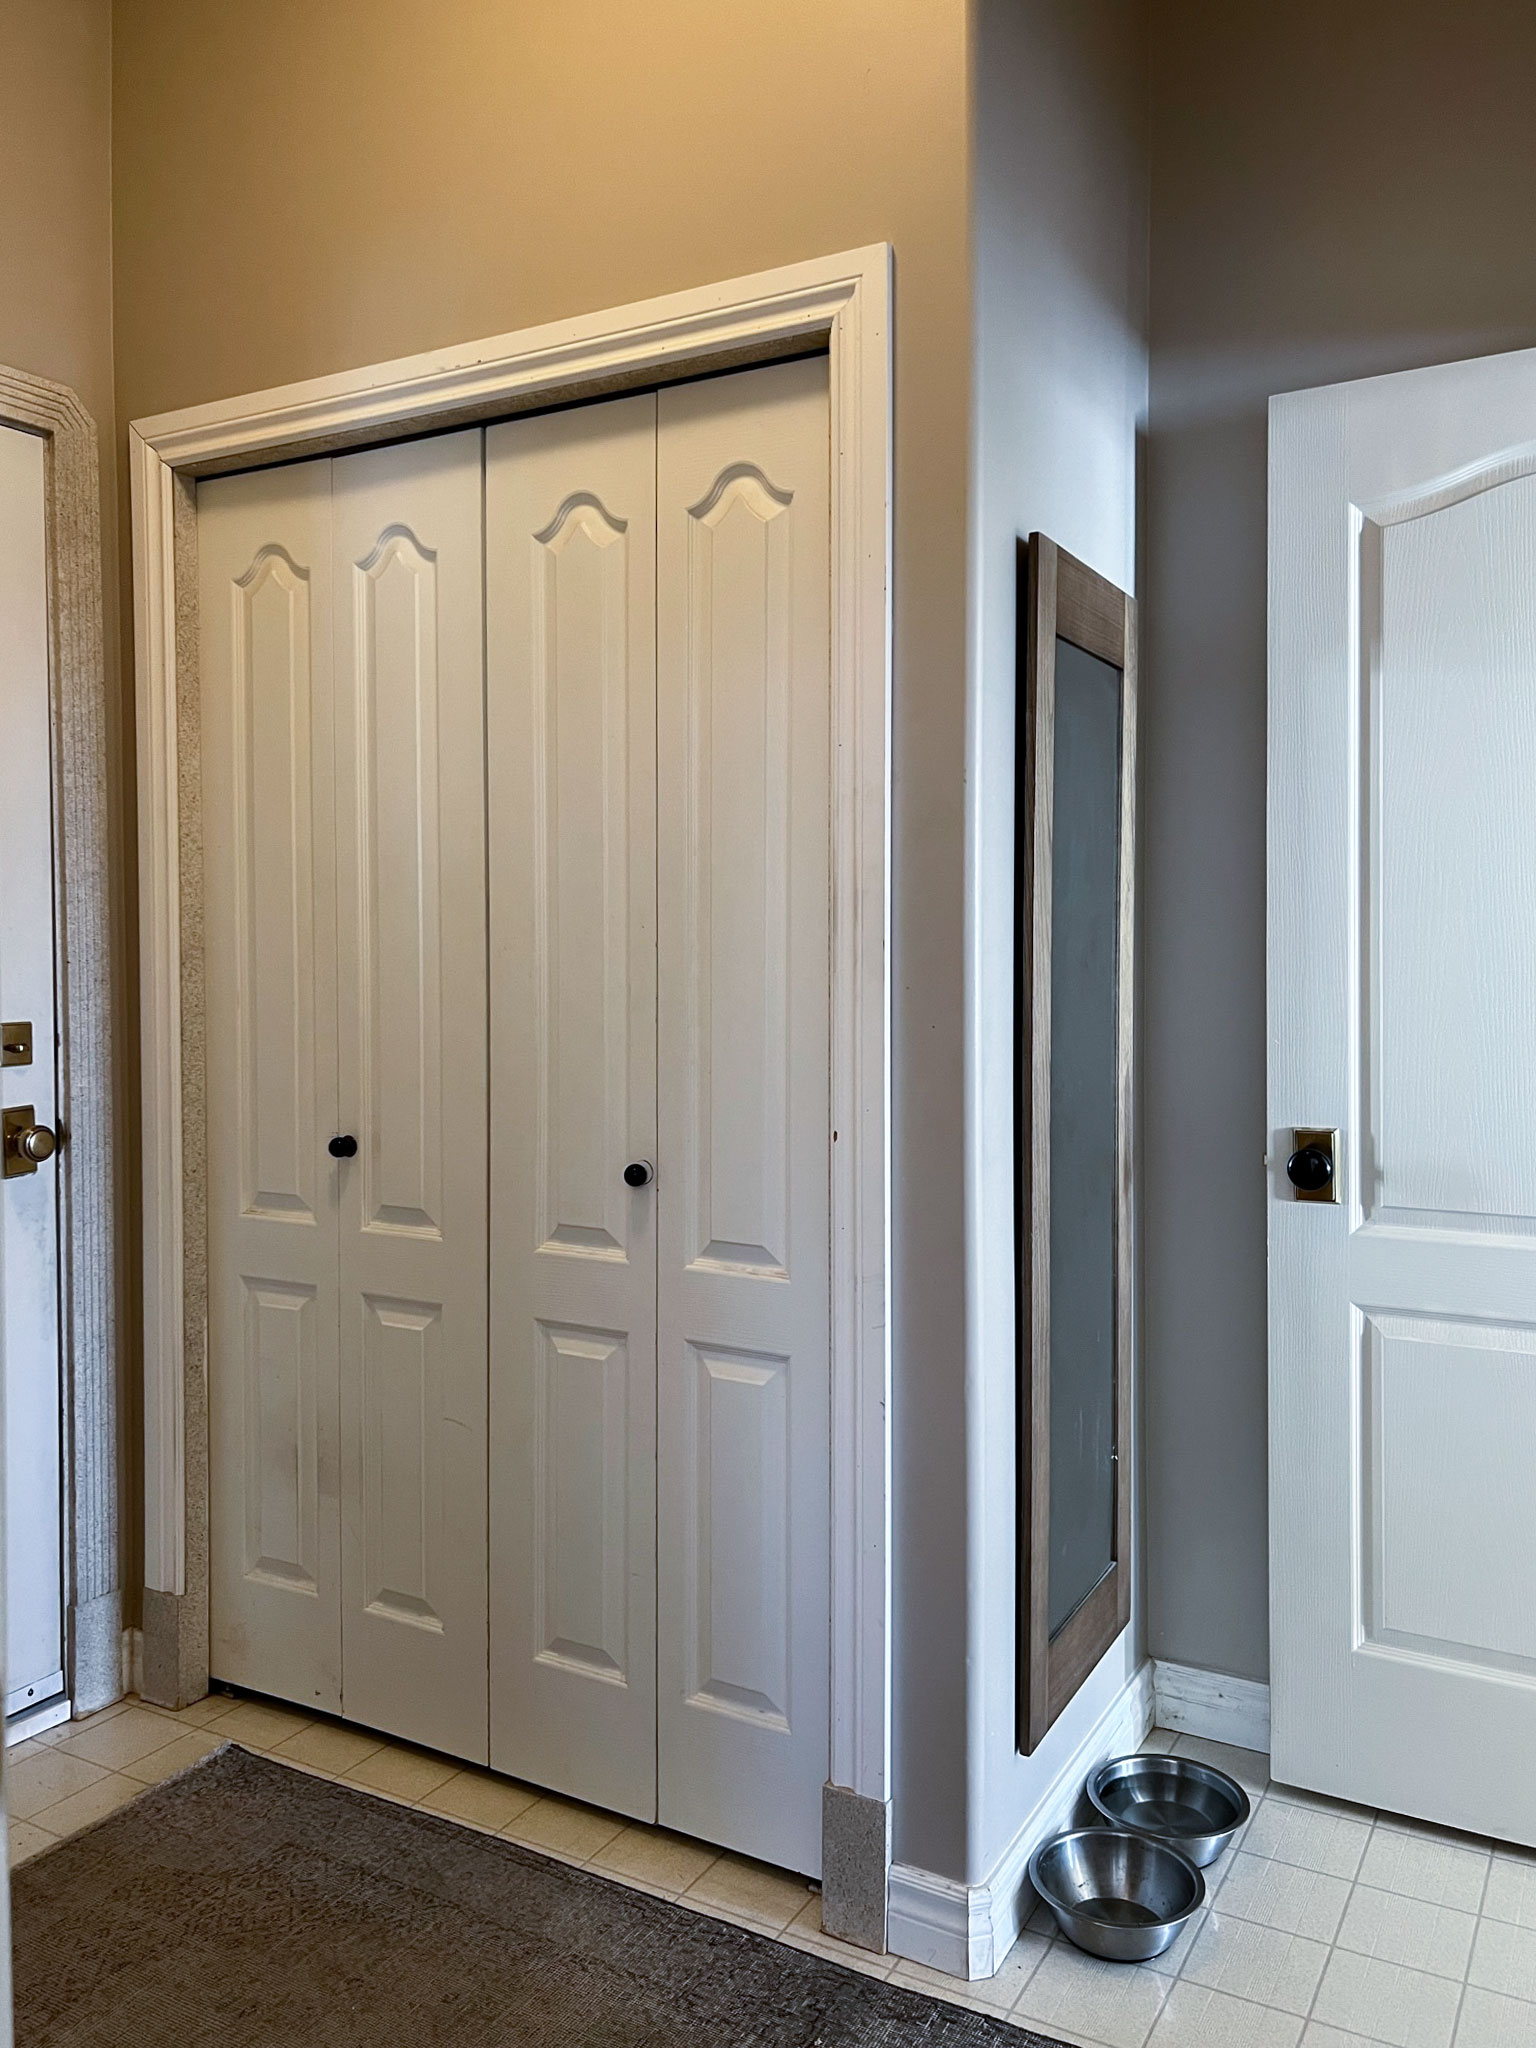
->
0, 362, 119, 1716
130, 244, 894, 1802
888, 1662, 1154, 1979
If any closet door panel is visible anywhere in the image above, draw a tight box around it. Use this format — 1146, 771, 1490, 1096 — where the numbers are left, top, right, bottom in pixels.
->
656, 357, 831, 1874
487, 395, 659, 1816
333, 431, 489, 1762
203, 460, 342, 1710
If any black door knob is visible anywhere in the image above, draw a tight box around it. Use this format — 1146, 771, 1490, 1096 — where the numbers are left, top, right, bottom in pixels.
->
623, 1160, 654, 1188
328, 1134, 358, 1159
1286, 1144, 1333, 1193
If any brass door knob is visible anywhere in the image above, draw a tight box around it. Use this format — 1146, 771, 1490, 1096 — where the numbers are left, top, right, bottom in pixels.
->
18, 1123, 56, 1163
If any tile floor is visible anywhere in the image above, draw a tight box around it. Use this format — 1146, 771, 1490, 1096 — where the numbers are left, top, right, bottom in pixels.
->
7, 1702, 1536, 2048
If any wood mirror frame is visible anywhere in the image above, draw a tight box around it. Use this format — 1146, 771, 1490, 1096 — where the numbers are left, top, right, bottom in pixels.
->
1016, 533, 1136, 1756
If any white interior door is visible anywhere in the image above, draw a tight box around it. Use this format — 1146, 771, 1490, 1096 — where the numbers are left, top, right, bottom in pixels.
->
0, 423, 64, 1721
486, 394, 659, 1817
1271, 345, 1536, 1840
332, 431, 489, 1762
655, 357, 831, 1875
203, 458, 342, 1711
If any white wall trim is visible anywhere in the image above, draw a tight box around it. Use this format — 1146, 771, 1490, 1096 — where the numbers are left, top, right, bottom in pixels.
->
888, 1660, 1154, 1979
131, 244, 894, 1798
1152, 1660, 1271, 1755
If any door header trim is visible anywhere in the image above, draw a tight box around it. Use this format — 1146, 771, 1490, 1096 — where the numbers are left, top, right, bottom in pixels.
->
131, 243, 893, 1803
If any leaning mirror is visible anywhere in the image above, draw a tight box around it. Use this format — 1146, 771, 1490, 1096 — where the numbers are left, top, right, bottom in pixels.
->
1017, 534, 1136, 1755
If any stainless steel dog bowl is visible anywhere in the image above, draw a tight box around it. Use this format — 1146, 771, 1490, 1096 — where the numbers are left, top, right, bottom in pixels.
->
1086, 1753, 1250, 1866
1027, 1827, 1204, 1962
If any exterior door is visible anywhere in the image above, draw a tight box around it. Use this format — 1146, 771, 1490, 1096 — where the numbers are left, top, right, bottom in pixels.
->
1270, 345, 1536, 1839
656, 357, 831, 1875
332, 433, 489, 1762
486, 394, 660, 1817
0, 423, 64, 1723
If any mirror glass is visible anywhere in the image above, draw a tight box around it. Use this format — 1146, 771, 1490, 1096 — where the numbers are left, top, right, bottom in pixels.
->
1046, 635, 1122, 1636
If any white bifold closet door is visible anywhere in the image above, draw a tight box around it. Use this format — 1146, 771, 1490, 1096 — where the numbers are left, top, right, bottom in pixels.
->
205, 432, 489, 1762
485, 392, 660, 1818
487, 357, 831, 1873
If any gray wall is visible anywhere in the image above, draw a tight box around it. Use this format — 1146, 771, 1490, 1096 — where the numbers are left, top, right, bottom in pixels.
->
1144, 0, 1536, 1682
966, 0, 1147, 1883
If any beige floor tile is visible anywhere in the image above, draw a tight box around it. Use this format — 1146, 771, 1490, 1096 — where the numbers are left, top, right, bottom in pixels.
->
1453, 1985, 1536, 2047
417, 1768, 539, 1833
502, 1794, 626, 1862
1337, 1883, 1477, 1980
163, 1695, 245, 1728
1310, 1948, 1462, 2048
1215, 1853, 1352, 1942
35, 1772, 141, 1838
344, 1744, 458, 1802
1299, 2026, 1377, 2048
777, 1923, 899, 1979
272, 1721, 383, 1775
1243, 1796, 1373, 1880
1359, 1826, 1491, 1916
7, 1819, 56, 1866
684, 1852, 817, 1930
1181, 1913, 1330, 2015
895, 1930, 1051, 2012
1146, 1903, 1210, 1978
55, 1706, 194, 1772
589, 1823, 719, 1893
120, 1728, 228, 1786
1469, 1917, 1536, 2002
1147, 1981, 1303, 2048
213, 1700, 315, 1750
7, 1748, 108, 1822
1011, 1939, 1171, 2047
1172, 1736, 1271, 1799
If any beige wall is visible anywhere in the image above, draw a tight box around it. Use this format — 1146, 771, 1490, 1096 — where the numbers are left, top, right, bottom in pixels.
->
111, 0, 974, 1873
1145, 0, 1536, 1682
2, 0, 134, 1618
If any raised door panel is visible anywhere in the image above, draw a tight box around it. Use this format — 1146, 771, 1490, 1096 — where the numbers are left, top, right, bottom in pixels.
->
202, 458, 342, 1710
656, 357, 831, 1874
333, 431, 488, 1762
1366, 473, 1536, 1230
0, 424, 65, 1708
486, 396, 658, 1816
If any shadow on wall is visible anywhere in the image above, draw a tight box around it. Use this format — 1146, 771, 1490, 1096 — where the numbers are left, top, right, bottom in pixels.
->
1143, 0, 1536, 1686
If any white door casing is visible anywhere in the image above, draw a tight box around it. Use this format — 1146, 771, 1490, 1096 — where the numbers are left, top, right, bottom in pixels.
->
203, 460, 342, 1710
1270, 346, 1536, 1839
0, 423, 64, 1717
656, 357, 832, 1874
487, 394, 660, 1815
332, 432, 489, 1763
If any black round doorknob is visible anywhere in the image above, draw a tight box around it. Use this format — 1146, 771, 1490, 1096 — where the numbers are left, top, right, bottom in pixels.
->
1286, 1144, 1333, 1193
623, 1160, 654, 1188
328, 1134, 358, 1159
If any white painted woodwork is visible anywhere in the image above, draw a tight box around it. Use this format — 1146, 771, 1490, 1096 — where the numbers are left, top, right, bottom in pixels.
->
1270, 345, 1536, 1842
332, 432, 489, 1763
0, 424, 64, 1717
203, 459, 342, 1710
135, 252, 890, 1818
486, 396, 659, 1815
656, 357, 832, 1874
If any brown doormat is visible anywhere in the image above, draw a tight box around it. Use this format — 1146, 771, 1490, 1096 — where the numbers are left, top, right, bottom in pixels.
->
12, 1745, 1070, 2046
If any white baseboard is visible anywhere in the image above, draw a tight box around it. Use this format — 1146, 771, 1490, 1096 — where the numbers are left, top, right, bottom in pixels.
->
1151, 1659, 1270, 1755
887, 1659, 1155, 1980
